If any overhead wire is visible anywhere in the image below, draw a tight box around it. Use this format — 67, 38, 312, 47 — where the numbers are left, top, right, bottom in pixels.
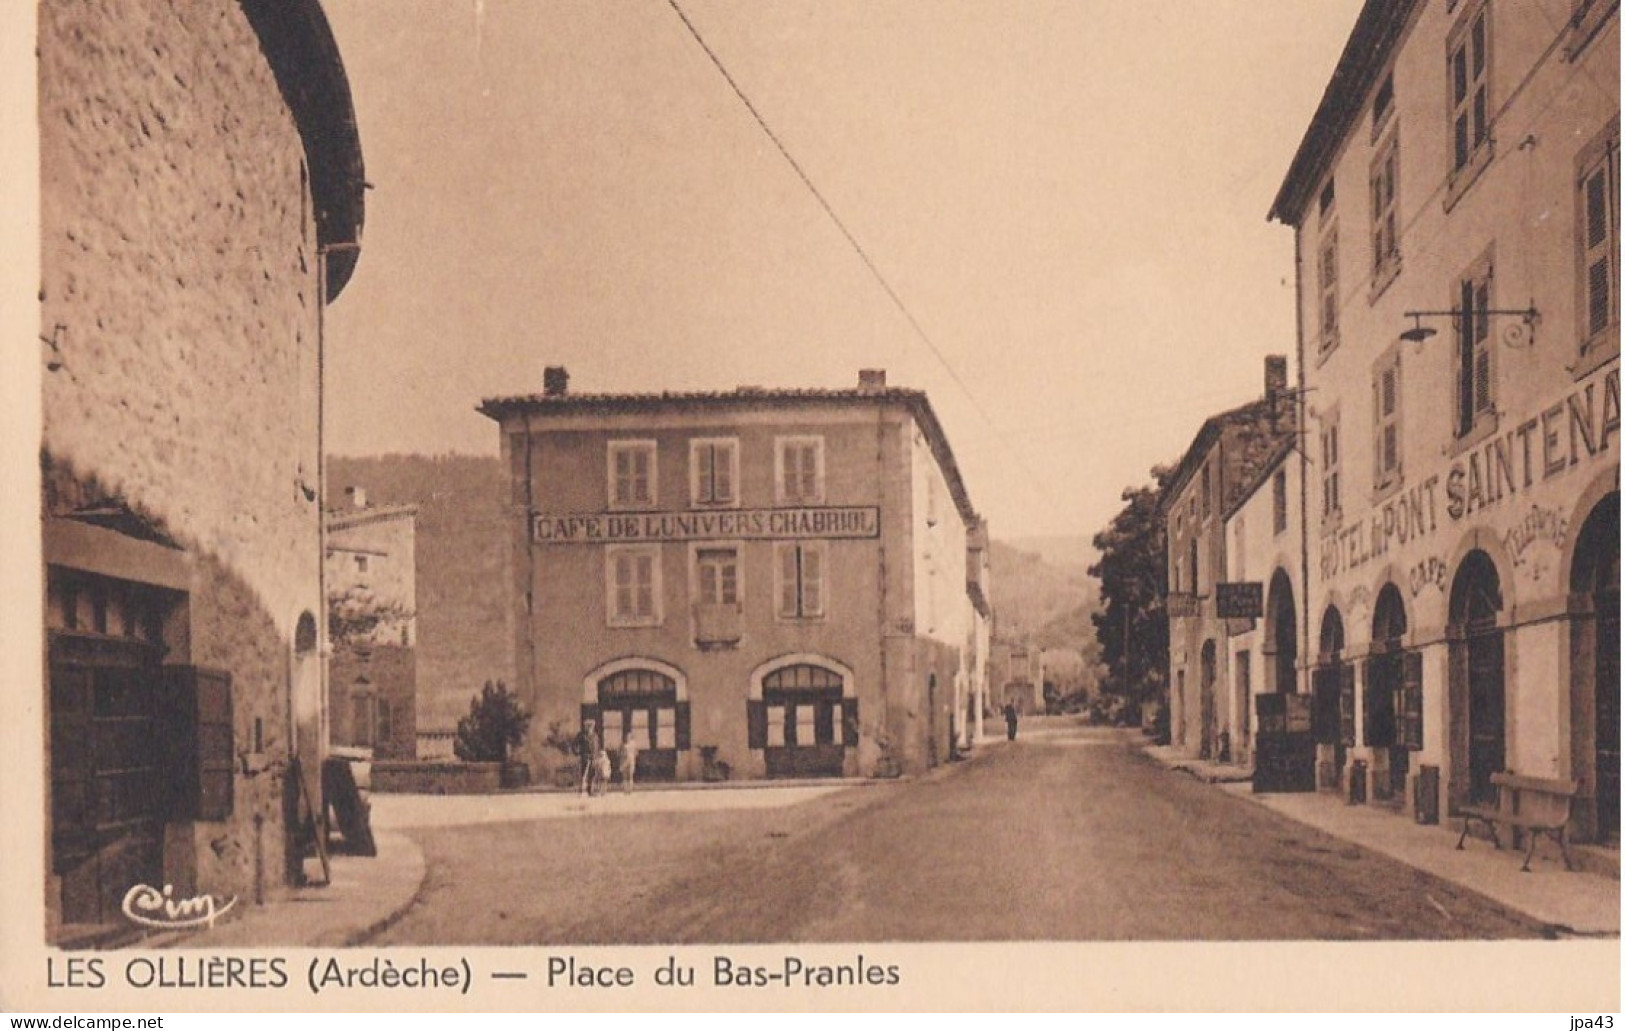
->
665, 0, 1077, 515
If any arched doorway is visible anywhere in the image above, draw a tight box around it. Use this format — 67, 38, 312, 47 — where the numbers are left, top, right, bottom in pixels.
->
1450, 551, 1505, 808
1572, 493, 1620, 844
753, 660, 855, 778
1266, 569, 1298, 695
1368, 584, 1413, 803
1312, 606, 1349, 788
585, 661, 689, 782
1199, 640, 1218, 759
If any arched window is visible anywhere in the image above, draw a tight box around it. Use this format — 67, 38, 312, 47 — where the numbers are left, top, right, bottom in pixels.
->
749, 660, 854, 778
586, 665, 688, 781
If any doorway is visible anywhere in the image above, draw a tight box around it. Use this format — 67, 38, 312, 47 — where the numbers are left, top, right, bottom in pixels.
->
1572, 492, 1620, 844
1450, 551, 1505, 808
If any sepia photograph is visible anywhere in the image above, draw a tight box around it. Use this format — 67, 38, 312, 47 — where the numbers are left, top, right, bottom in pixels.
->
3, 0, 1621, 1013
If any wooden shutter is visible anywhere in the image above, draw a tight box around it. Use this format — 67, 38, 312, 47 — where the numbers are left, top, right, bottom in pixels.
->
1400, 650, 1425, 751
162, 666, 234, 822
696, 444, 714, 503
715, 443, 734, 503
747, 700, 767, 749
1340, 663, 1357, 747
801, 545, 824, 617
1584, 159, 1614, 336
840, 699, 860, 750
674, 701, 691, 751
778, 545, 799, 617
1310, 668, 1338, 744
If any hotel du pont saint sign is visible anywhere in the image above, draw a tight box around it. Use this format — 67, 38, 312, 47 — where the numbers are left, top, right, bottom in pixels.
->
532, 506, 882, 544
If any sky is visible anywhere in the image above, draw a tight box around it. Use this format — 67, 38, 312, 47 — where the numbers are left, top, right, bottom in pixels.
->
320, 0, 1367, 542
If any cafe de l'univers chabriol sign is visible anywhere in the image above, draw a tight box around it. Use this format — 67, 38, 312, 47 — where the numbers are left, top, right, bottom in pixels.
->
532, 506, 881, 544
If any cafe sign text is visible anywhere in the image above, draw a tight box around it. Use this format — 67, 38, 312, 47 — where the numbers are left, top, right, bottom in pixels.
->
533, 506, 881, 544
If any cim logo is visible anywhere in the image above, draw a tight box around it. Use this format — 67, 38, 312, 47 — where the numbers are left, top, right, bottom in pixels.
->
122, 883, 237, 930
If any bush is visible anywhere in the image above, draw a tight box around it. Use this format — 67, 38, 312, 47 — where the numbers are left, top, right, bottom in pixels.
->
453, 680, 531, 763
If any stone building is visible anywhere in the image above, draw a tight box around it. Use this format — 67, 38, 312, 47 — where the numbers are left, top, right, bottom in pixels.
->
479, 369, 991, 781
39, 0, 364, 939
1162, 358, 1300, 760
1221, 436, 1303, 774
326, 489, 418, 761
1270, 0, 1618, 841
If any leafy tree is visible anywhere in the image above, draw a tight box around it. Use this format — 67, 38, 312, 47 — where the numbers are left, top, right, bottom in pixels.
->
453, 680, 531, 763
327, 586, 413, 646
1088, 465, 1173, 725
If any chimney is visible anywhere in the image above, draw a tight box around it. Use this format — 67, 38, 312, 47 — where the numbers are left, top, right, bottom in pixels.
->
543, 366, 570, 397
1264, 355, 1288, 403
858, 369, 887, 393
345, 485, 367, 509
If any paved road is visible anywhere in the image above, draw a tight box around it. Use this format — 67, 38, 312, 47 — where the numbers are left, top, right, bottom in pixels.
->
367, 723, 1545, 943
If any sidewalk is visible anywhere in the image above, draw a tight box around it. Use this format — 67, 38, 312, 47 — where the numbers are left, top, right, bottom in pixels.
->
142, 828, 427, 949
1142, 745, 1621, 936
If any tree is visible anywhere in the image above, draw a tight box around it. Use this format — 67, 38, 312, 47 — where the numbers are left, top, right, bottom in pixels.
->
453, 680, 531, 763
1088, 464, 1173, 725
327, 585, 413, 647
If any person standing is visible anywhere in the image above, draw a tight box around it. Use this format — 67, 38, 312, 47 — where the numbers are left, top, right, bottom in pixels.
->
1003, 702, 1019, 742
618, 731, 641, 794
575, 719, 600, 796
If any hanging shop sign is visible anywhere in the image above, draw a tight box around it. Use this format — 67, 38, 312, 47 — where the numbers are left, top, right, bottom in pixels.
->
532, 506, 881, 544
1215, 581, 1264, 619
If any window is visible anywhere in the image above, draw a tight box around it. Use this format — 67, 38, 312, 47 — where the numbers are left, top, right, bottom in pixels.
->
377, 698, 393, 745
1578, 125, 1620, 364
1371, 71, 1395, 140
1320, 411, 1342, 522
1373, 349, 1403, 490
354, 555, 368, 574
695, 547, 740, 606
775, 437, 824, 505
775, 541, 825, 619
1188, 538, 1199, 596
1272, 469, 1289, 536
1318, 179, 1336, 222
1567, 0, 1616, 58
1448, 2, 1492, 188
690, 438, 739, 507
1370, 134, 1401, 288
607, 545, 662, 626
1200, 465, 1211, 518
1455, 254, 1496, 437
608, 441, 657, 509
1319, 227, 1340, 353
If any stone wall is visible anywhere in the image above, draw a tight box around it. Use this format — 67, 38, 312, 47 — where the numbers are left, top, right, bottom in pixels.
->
372, 761, 503, 795
39, 0, 326, 922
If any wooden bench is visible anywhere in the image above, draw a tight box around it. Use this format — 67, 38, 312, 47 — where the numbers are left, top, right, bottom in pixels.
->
1455, 772, 1578, 872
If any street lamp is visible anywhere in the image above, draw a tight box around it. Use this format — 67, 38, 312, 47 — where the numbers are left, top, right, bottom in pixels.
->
1399, 306, 1540, 346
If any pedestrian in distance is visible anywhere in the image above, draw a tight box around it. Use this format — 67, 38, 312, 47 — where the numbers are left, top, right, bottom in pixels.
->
576, 719, 600, 796
618, 731, 641, 794
591, 746, 612, 797
1003, 702, 1019, 742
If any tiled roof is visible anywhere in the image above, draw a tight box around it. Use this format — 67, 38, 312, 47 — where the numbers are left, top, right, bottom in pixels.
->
477, 386, 981, 525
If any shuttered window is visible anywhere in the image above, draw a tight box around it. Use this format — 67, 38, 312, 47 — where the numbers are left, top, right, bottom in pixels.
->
1318, 227, 1339, 352
1372, 350, 1403, 490
775, 541, 825, 619
775, 437, 824, 505
608, 441, 657, 509
1578, 129, 1619, 355
690, 438, 739, 506
1449, 3, 1491, 177
1455, 257, 1495, 437
607, 546, 661, 626
1320, 412, 1341, 522
1370, 135, 1401, 283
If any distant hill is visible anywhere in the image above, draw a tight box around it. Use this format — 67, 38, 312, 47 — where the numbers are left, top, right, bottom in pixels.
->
1002, 534, 1098, 572
328, 454, 510, 731
988, 539, 1098, 654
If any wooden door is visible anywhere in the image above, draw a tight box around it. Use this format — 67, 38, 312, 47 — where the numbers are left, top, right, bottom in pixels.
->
1466, 630, 1506, 807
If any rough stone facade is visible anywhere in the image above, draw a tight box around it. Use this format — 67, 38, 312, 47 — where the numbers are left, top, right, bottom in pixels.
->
38, 0, 362, 938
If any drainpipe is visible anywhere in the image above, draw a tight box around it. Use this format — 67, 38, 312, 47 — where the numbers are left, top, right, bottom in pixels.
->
1292, 225, 1311, 700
